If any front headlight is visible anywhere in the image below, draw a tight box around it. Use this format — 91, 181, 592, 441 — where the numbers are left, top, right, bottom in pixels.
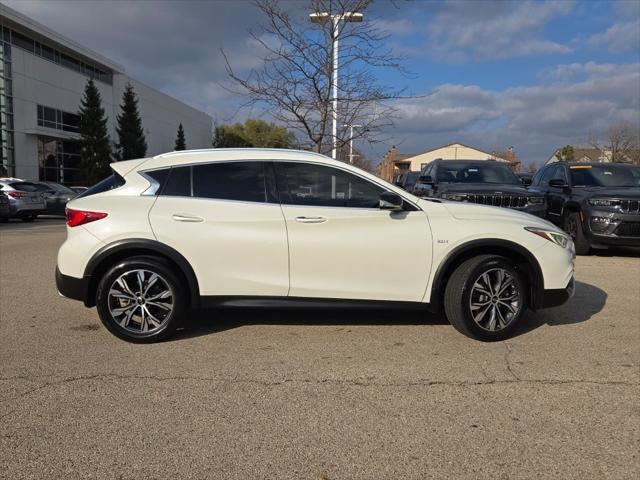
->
441, 193, 468, 201
588, 198, 621, 207
527, 196, 545, 205
524, 227, 570, 248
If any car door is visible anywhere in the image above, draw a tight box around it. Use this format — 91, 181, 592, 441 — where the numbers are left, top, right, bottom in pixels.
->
546, 165, 568, 218
275, 161, 432, 302
148, 161, 289, 297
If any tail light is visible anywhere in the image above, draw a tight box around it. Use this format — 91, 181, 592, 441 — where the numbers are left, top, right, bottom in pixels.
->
7, 191, 29, 198
65, 208, 108, 227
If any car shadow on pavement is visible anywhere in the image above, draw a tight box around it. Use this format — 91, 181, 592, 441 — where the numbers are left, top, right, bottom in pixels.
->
175, 307, 448, 341
173, 280, 606, 341
511, 280, 607, 338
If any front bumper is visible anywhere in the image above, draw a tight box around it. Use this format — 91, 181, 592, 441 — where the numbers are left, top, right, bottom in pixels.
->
584, 209, 640, 247
55, 267, 89, 304
539, 277, 575, 308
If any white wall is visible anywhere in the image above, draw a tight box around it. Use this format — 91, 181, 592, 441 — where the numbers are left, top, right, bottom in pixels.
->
406, 143, 508, 172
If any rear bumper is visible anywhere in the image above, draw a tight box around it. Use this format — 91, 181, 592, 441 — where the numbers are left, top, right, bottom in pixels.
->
538, 277, 575, 308
55, 266, 89, 304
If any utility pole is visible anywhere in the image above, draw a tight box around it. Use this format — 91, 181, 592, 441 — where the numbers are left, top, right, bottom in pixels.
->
310, 11, 363, 160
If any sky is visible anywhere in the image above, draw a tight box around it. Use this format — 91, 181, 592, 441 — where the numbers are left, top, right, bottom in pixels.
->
5, 0, 640, 166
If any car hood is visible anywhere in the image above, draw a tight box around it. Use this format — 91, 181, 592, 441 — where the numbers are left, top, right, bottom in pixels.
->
574, 186, 640, 198
430, 199, 558, 229
437, 183, 535, 195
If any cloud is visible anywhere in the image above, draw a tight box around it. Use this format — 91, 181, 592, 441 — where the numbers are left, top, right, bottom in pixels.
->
386, 62, 640, 164
588, 21, 640, 53
424, 0, 574, 61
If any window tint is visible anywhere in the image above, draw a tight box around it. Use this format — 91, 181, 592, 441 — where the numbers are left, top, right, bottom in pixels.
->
276, 162, 385, 208
162, 166, 191, 197
75, 174, 125, 199
531, 167, 546, 185
539, 166, 557, 186
191, 162, 267, 202
9, 182, 42, 192
143, 168, 170, 194
550, 165, 567, 183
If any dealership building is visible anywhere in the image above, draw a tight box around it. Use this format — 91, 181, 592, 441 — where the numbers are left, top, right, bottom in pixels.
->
0, 4, 212, 184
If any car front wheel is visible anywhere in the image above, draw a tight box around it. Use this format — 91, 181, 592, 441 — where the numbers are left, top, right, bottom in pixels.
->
96, 256, 187, 342
564, 211, 590, 255
444, 255, 526, 341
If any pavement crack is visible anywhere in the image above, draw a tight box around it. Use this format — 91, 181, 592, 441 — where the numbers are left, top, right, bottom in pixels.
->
503, 340, 520, 381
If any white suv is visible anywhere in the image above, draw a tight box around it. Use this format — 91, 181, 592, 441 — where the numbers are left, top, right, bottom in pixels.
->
56, 149, 575, 342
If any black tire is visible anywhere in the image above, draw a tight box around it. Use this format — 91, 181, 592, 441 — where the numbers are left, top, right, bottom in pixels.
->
564, 211, 590, 255
444, 255, 526, 341
96, 256, 187, 343
20, 215, 35, 222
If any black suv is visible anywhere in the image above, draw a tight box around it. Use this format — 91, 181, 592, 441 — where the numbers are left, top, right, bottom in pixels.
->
528, 162, 640, 254
413, 159, 546, 217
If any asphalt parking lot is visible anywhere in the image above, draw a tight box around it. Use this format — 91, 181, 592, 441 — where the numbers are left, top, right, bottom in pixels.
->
1, 218, 639, 479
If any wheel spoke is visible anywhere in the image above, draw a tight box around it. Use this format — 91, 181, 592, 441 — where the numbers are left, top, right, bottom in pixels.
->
474, 303, 492, 324
109, 288, 135, 300
143, 274, 159, 296
136, 270, 145, 294
147, 290, 172, 302
497, 277, 514, 296
144, 307, 163, 328
116, 277, 135, 297
119, 306, 137, 328
481, 273, 494, 295
487, 306, 497, 331
147, 300, 171, 311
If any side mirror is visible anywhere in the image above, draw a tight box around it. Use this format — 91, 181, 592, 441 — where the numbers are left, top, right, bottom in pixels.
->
379, 191, 404, 211
418, 174, 434, 184
520, 177, 532, 186
549, 178, 568, 188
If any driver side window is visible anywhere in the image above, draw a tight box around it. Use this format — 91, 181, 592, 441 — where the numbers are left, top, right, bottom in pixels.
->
275, 162, 385, 208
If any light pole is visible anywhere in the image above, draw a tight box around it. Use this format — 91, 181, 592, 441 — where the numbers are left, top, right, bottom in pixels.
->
343, 124, 362, 164
310, 11, 363, 160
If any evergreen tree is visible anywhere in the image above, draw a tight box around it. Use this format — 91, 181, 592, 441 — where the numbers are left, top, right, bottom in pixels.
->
116, 83, 147, 160
174, 123, 186, 150
78, 79, 112, 184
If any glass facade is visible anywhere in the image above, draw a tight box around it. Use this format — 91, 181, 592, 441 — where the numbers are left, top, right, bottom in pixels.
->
37, 105, 80, 133
0, 25, 112, 84
37, 137, 82, 184
0, 40, 14, 176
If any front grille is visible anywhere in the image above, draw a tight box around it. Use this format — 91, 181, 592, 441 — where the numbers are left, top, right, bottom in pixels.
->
466, 194, 528, 209
620, 199, 640, 214
614, 222, 640, 237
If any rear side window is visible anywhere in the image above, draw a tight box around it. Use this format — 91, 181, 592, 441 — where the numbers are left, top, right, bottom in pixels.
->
75, 174, 125, 199
163, 166, 191, 197
192, 161, 268, 203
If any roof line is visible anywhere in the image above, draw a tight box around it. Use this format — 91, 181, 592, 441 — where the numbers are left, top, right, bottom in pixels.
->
153, 148, 329, 160
394, 142, 512, 162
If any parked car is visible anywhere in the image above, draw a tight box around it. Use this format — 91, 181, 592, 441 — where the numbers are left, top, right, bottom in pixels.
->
0, 178, 46, 221
394, 171, 421, 193
56, 149, 574, 343
0, 191, 10, 222
528, 162, 640, 254
35, 181, 78, 216
70, 186, 88, 194
413, 160, 547, 217
518, 172, 534, 186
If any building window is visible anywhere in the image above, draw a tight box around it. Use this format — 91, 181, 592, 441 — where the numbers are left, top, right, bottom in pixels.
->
0, 24, 112, 84
38, 137, 83, 184
37, 104, 80, 133
0, 41, 15, 176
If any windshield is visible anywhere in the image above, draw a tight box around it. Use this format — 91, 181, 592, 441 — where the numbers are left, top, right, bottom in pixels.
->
436, 162, 520, 185
569, 164, 640, 187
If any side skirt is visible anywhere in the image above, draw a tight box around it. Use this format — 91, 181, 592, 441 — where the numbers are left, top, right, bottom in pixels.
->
200, 295, 434, 311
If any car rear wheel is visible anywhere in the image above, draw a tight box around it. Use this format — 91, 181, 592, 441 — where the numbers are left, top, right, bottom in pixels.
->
564, 211, 590, 255
96, 256, 187, 343
20, 215, 36, 222
444, 255, 526, 341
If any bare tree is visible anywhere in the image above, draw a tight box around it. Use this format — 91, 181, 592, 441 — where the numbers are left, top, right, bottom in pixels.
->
587, 121, 640, 164
222, 0, 408, 158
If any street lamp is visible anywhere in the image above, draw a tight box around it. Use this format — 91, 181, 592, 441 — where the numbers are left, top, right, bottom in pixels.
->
343, 124, 362, 164
310, 11, 363, 160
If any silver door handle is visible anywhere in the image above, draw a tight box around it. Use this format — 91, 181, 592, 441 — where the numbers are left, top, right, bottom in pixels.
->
295, 216, 326, 224
172, 213, 204, 223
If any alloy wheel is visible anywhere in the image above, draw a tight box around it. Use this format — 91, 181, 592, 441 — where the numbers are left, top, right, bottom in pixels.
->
107, 269, 174, 334
469, 268, 521, 332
